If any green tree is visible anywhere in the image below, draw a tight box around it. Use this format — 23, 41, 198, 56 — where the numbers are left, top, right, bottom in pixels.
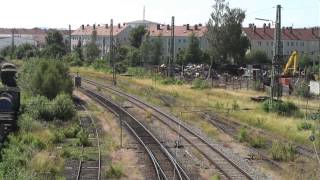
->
245, 50, 270, 64
84, 30, 100, 63
43, 30, 66, 58
150, 37, 163, 65
30, 60, 72, 99
298, 54, 312, 69
206, 0, 249, 66
15, 44, 38, 59
140, 33, 152, 64
184, 33, 203, 64
0, 46, 15, 58
129, 26, 147, 48
74, 40, 83, 60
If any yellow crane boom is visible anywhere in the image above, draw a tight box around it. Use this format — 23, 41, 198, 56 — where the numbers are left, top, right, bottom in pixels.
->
283, 51, 299, 75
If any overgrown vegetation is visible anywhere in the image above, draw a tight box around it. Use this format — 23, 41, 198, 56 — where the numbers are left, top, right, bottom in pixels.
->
18, 59, 73, 99
192, 79, 210, 89
105, 162, 125, 179
270, 141, 297, 161
262, 100, 300, 116
237, 128, 267, 148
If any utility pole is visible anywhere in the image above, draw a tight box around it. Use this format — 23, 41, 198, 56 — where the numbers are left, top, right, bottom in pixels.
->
11, 28, 15, 59
271, 5, 283, 102
110, 19, 116, 86
168, 16, 175, 77
68, 25, 72, 53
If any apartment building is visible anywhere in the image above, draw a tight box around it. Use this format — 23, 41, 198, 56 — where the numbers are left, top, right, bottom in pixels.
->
147, 24, 208, 59
243, 24, 320, 60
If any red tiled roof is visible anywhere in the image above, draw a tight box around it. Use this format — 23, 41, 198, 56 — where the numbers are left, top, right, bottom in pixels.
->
72, 25, 126, 36
243, 27, 320, 41
148, 25, 207, 37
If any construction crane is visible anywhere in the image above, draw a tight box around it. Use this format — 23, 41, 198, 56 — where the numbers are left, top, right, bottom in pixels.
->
283, 51, 299, 76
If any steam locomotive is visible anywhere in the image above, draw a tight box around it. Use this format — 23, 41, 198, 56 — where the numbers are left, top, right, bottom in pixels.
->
0, 62, 20, 142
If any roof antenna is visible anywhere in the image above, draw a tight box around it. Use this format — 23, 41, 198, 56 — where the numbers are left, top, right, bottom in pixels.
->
143, 6, 145, 21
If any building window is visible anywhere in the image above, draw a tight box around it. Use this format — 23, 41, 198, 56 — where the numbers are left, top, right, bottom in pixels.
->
287, 42, 290, 46
183, 39, 186, 43
296, 42, 298, 46
301, 42, 304, 46
266, 42, 269, 46
178, 39, 181, 43
291, 42, 294, 46
258, 41, 261, 46
271, 42, 274, 46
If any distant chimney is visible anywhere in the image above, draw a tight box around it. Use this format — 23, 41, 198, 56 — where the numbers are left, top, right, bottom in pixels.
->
93, 24, 96, 30
253, 25, 256, 33
81, 25, 84, 30
186, 24, 190, 30
290, 27, 293, 34
263, 23, 266, 33
98, 24, 100, 26
118, 23, 121, 28
105, 24, 109, 29
156, 24, 161, 30
198, 23, 202, 27
167, 25, 170, 30
282, 27, 285, 33
268, 23, 271, 28
195, 24, 198, 30
87, 24, 89, 26
249, 23, 252, 28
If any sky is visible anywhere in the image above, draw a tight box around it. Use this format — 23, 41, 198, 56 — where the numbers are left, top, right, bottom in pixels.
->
0, 0, 319, 29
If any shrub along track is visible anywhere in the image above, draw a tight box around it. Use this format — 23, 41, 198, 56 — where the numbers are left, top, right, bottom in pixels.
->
79, 77, 266, 180
79, 87, 191, 180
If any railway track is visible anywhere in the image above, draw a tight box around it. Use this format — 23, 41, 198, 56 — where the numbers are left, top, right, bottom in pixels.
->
79, 77, 264, 180
79, 87, 191, 180
77, 105, 101, 180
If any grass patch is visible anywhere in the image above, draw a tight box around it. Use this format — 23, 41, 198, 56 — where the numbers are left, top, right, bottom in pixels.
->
105, 162, 125, 179
270, 141, 297, 161
191, 79, 209, 89
237, 128, 267, 148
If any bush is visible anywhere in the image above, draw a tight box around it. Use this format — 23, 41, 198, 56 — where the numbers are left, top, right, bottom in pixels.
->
51, 93, 76, 121
271, 141, 296, 161
18, 114, 42, 132
192, 79, 209, 89
160, 78, 183, 85
297, 122, 313, 131
262, 100, 299, 116
105, 163, 124, 179
63, 53, 83, 66
29, 60, 73, 99
63, 125, 80, 138
24, 95, 53, 120
238, 128, 249, 143
77, 129, 90, 147
50, 130, 65, 144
